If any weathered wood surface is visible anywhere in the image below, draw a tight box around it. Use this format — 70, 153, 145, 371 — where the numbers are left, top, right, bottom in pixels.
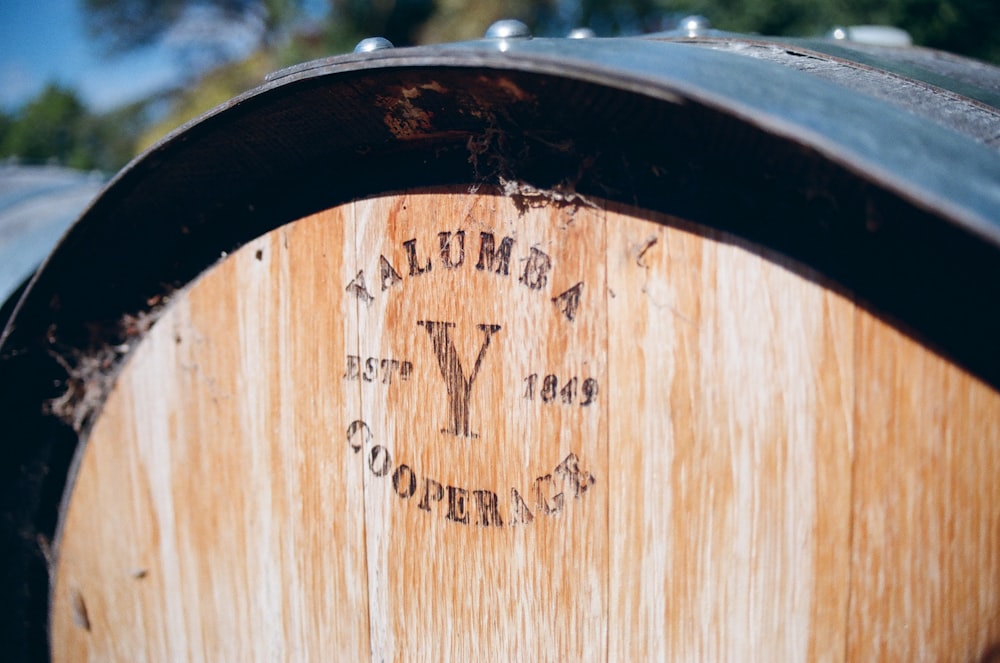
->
50, 190, 1000, 661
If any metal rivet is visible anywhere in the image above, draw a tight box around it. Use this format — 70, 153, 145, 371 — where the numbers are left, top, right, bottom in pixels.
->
485, 19, 531, 40
354, 37, 394, 53
829, 26, 848, 40
679, 15, 710, 37
568, 27, 596, 39
828, 25, 912, 47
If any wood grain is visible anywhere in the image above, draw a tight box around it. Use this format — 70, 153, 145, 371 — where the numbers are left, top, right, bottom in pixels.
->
50, 189, 1000, 661
605, 213, 854, 661
848, 309, 1000, 662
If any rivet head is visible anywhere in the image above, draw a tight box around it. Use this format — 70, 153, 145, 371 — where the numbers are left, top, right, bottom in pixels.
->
354, 37, 394, 53
679, 15, 710, 37
485, 19, 531, 40
568, 27, 596, 39
826, 25, 912, 46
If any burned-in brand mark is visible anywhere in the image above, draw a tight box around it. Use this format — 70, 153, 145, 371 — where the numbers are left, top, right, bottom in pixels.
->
348, 420, 595, 527
344, 217, 600, 531
417, 321, 500, 438
343, 355, 413, 384
346, 230, 583, 310
524, 373, 598, 406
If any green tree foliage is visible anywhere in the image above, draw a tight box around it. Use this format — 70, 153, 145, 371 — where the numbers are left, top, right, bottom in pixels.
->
563, 0, 999, 62
331, 0, 436, 46
415, 0, 558, 44
83, 0, 302, 53
0, 111, 12, 151
84, 0, 186, 51
1, 84, 87, 166
0, 84, 145, 172
869, 0, 1000, 62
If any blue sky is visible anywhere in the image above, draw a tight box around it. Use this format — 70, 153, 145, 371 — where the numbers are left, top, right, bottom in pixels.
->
0, 0, 183, 111
0, 0, 328, 113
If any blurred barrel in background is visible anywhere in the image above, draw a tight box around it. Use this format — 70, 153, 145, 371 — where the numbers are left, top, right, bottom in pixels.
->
0, 164, 104, 321
2, 26, 1000, 662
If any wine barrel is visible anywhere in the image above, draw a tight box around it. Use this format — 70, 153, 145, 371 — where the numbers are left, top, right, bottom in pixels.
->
3, 27, 1000, 662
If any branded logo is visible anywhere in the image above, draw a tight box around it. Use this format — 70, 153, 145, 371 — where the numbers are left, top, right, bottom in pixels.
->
343, 217, 598, 528
417, 321, 501, 438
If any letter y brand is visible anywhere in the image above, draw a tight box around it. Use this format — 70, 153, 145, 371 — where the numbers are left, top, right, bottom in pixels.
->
417, 321, 501, 437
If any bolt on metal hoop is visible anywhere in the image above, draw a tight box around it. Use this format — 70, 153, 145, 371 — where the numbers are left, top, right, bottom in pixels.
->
679, 15, 711, 38
484, 19, 532, 40
354, 37, 394, 53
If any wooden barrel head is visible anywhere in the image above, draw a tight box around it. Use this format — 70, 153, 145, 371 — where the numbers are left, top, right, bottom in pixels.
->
48, 189, 1000, 661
